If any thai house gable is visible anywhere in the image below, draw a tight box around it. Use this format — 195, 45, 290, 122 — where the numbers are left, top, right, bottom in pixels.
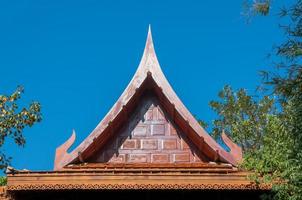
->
54, 26, 242, 170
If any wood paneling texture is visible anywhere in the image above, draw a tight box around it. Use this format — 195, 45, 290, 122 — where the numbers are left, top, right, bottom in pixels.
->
90, 96, 208, 164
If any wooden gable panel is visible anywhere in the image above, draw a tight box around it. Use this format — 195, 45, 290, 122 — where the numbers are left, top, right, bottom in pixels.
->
89, 94, 209, 164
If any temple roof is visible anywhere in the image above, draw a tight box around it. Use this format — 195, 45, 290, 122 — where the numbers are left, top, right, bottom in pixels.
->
54, 26, 242, 170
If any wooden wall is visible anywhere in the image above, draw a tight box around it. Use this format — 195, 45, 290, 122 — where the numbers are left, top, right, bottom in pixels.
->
90, 96, 208, 164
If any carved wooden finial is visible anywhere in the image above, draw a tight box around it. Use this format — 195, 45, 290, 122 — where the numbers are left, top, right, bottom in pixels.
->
221, 130, 243, 164
54, 130, 76, 170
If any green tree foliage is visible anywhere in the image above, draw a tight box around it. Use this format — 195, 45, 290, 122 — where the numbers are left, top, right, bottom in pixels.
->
205, 1, 302, 199
208, 86, 299, 199
209, 86, 275, 152
242, 0, 271, 21
0, 86, 42, 170
0, 177, 7, 186
264, 1, 302, 198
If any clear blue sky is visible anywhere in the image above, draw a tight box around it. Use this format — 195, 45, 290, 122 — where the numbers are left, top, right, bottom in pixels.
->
0, 0, 289, 171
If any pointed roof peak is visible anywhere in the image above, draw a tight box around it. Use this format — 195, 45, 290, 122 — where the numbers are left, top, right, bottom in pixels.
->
144, 24, 155, 54
147, 24, 152, 40
148, 24, 152, 33
137, 24, 161, 74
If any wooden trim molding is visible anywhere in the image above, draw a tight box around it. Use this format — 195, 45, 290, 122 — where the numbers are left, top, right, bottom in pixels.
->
7, 169, 271, 191
7, 183, 271, 191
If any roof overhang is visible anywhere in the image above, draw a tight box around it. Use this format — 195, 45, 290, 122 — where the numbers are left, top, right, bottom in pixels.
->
7, 164, 270, 191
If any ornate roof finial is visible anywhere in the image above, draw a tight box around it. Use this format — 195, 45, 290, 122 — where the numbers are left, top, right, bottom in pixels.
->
148, 24, 151, 34
136, 24, 163, 76
147, 24, 152, 45
141, 24, 157, 65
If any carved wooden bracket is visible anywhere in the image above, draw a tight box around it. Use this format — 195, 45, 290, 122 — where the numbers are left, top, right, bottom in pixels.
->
54, 130, 76, 170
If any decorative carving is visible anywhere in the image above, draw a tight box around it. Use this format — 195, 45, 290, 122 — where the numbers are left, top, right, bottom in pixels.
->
54, 130, 76, 170
7, 183, 271, 191
221, 130, 243, 163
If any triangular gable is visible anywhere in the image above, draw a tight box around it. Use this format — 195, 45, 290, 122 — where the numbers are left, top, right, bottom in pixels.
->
88, 95, 209, 164
54, 26, 242, 170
